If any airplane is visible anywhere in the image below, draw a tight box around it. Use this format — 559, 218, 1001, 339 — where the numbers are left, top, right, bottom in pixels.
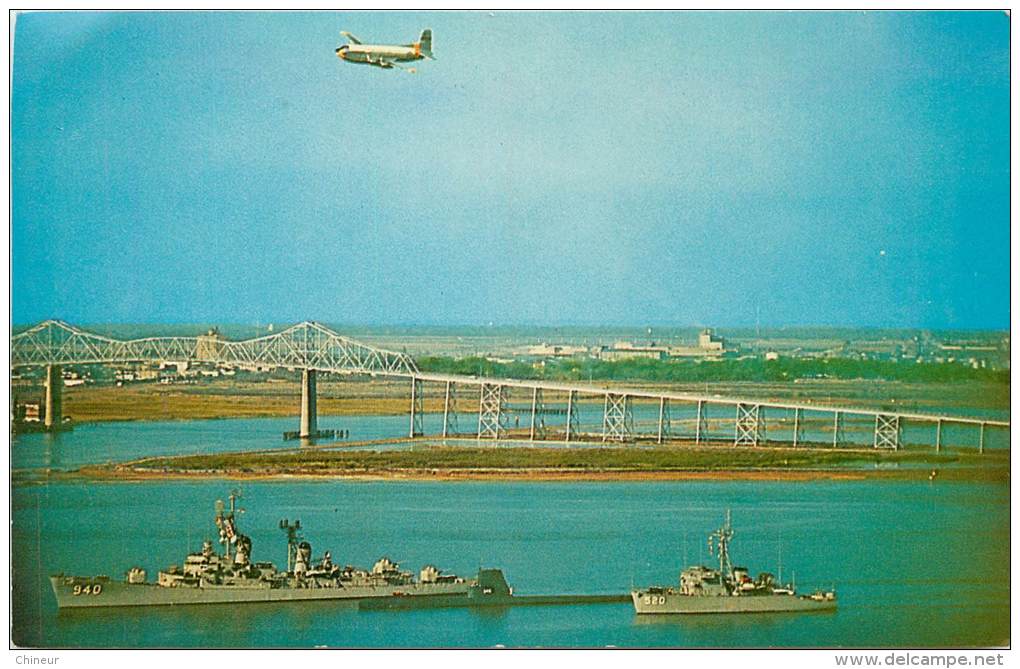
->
335, 29, 434, 72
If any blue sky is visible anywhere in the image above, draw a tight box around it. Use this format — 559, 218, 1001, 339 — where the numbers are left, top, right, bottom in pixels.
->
11, 11, 1010, 328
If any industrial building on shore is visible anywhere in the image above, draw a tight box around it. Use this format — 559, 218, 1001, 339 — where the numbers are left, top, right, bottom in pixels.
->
521, 329, 732, 362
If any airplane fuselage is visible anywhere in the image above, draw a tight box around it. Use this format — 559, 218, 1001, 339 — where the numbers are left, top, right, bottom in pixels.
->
336, 43, 423, 65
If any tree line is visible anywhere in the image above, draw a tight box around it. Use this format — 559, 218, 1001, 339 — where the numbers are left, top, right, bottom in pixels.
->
414, 355, 1008, 384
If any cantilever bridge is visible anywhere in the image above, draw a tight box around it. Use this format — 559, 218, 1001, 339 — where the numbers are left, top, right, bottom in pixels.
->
11, 320, 1009, 452
11, 320, 417, 375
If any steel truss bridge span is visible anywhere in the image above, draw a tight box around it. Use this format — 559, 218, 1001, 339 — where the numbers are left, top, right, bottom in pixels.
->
409, 372, 1004, 427
11, 320, 418, 376
11, 320, 1009, 451
407, 373, 1008, 452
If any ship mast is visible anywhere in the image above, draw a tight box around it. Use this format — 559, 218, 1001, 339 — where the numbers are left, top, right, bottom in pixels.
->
279, 518, 302, 572
778, 539, 783, 585
215, 498, 228, 561
215, 492, 240, 562
226, 492, 236, 561
710, 509, 735, 580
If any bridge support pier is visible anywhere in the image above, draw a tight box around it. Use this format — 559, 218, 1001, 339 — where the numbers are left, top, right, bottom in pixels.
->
409, 377, 424, 438
832, 411, 843, 448
283, 368, 337, 442
565, 391, 577, 443
936, 419, 943, 453
44, 364, 63, 430
979, 422, 986, 454
441, 381, 458, 438
478, 383, 506, 439
792, 408, 802, 447
735, 403, 764, 446
530, 388, 546, 441
299, 369, 317, 438
873, 414, 900, 450
695, 400, 706, 445
602, 393, 632, 442
656, 398, 670, 444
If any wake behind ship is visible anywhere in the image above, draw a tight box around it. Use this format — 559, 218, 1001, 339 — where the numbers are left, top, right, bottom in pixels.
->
632, 511, 837, 614
51, 492, 472, 609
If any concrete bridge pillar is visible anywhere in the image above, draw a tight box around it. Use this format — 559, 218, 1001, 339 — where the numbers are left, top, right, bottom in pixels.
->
44, 364, 62, 430
299, 369, 317, 438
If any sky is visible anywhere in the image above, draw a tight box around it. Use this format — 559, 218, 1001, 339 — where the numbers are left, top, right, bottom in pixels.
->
10, 11, 1010, 329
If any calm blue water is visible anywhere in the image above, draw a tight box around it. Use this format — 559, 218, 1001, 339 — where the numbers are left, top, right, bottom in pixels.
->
12, 478, 1008, 648
12, 408, 1004, 472
10, 414, 472, 470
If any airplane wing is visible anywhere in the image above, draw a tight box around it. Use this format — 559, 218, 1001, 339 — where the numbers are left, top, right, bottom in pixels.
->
340, 31, 362, 44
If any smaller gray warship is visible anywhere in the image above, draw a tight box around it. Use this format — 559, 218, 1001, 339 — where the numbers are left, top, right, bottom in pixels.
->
51, 492, 472, 609
632, 511, 836, 615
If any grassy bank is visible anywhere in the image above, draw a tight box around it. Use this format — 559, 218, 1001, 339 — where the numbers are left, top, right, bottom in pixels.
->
55, 385, 432, 422
79, 444, 1009, 483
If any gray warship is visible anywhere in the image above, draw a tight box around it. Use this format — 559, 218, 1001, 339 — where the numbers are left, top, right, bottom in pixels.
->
632, 511, 837, 615
51, 493, 473, 609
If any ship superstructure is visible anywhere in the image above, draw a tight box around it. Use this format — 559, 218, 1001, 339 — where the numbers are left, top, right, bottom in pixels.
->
632, 511, 837, 614
51, 492, 470, 609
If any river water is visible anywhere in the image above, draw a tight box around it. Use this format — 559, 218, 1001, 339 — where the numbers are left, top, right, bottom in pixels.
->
11, 415, 1009, 647
11, 414, 437, 470
11, 407, 1006, 471
12, 476, 1009, 648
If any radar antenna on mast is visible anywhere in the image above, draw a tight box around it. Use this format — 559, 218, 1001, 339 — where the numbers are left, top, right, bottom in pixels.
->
708, 509, 735, 580
279, 518, 303, 573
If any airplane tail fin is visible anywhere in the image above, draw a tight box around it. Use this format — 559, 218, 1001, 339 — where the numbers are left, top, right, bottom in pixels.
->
418, 28, 434, 58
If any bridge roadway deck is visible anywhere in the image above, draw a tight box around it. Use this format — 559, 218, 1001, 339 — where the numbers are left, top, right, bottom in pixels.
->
409, 372, 1008, 428
11, 320, 1009, 432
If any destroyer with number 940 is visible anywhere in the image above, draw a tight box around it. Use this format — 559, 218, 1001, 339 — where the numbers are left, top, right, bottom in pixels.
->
50, 492, 473, 609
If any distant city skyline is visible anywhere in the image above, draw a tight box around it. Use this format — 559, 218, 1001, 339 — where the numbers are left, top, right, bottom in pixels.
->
11, 11, 1010, 329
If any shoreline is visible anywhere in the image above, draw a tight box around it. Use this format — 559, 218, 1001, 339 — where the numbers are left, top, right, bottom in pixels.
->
12, 438, 1003, 486
33, 463, 1008, 484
